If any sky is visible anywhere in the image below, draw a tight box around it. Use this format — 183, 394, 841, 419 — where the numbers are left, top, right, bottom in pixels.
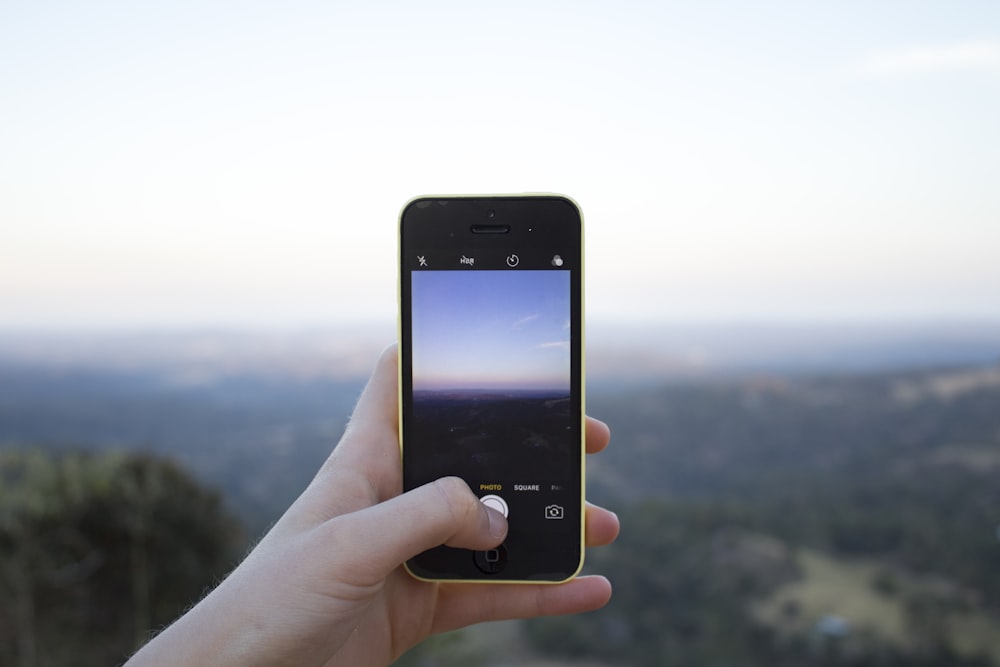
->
1, 1, 998, 330
411, 270, 570, 392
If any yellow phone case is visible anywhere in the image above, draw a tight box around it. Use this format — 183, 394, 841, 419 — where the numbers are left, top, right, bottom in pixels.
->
397, 193, 587, 584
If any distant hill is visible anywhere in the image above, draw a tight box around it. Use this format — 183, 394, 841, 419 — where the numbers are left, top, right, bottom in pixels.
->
3, 321, 1000, 383
0, 360, 364, 534
3, 328, 1000, 665
587, 363, 1000, 503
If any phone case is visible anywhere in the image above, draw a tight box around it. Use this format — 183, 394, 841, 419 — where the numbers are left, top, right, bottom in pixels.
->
398, 193, 586, 583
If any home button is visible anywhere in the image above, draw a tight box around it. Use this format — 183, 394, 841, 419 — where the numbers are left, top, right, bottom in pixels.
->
473, 544, 509, 574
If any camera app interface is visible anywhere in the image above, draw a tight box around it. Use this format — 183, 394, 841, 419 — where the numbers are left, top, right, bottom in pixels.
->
407, 268, 578, 541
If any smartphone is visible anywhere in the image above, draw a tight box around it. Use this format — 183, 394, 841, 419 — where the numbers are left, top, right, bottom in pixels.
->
399, 194, 585, 582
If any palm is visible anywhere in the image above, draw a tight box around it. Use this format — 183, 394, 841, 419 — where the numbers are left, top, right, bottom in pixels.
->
313, 569, 435, 667
308, 347, 617, 666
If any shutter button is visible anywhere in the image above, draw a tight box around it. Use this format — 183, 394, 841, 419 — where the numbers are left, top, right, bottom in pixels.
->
475, 494, 509, 574
479, 494, 509, 517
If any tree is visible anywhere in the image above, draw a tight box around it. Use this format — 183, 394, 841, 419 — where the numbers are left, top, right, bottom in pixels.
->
0, 448, 242, 667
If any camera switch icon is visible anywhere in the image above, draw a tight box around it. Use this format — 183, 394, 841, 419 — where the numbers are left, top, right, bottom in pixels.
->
544, 504, 564, 519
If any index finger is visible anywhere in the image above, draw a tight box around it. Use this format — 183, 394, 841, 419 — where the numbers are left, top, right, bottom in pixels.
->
585, 416, 610, 454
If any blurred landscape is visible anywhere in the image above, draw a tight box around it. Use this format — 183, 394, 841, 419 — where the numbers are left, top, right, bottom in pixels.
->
2, 322, 1000, 666
4, 1, 998, 665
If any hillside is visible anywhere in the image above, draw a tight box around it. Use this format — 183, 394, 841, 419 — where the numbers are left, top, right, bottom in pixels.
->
1, 356, 999, 665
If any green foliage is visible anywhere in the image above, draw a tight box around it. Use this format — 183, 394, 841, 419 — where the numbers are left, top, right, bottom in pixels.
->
527, 501, 998, 667
527, 501, 787, 666
0, 448, 242, 667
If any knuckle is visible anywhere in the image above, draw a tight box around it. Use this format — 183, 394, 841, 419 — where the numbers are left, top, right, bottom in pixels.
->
534, 585, 547, 616
432, 476, 476, 522
478, 585, 500, 623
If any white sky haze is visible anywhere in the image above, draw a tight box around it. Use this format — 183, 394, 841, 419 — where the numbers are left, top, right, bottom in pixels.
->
1, 1, 998, 329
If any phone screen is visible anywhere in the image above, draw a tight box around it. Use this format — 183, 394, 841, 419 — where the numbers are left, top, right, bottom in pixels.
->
400, 196, 583, 581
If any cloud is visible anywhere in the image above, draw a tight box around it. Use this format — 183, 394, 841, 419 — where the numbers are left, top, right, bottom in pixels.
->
861, 40, 1000, 77
536, 340, 569, 350
510, 314, 540, 330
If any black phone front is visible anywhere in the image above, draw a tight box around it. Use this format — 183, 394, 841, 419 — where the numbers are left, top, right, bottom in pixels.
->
399, 195, 584, 582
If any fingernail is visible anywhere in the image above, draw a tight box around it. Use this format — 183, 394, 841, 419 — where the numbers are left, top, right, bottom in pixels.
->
588, 416, 609, 428
486, 507, 508, 540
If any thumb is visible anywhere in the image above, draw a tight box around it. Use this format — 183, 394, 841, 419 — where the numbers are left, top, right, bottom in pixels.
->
320, 477, 508, 584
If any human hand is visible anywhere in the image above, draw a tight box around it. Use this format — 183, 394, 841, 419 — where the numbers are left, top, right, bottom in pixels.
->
126, 346, 619, 667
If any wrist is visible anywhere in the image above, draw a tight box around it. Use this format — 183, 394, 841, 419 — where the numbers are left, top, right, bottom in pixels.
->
126, 572, 267, 667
